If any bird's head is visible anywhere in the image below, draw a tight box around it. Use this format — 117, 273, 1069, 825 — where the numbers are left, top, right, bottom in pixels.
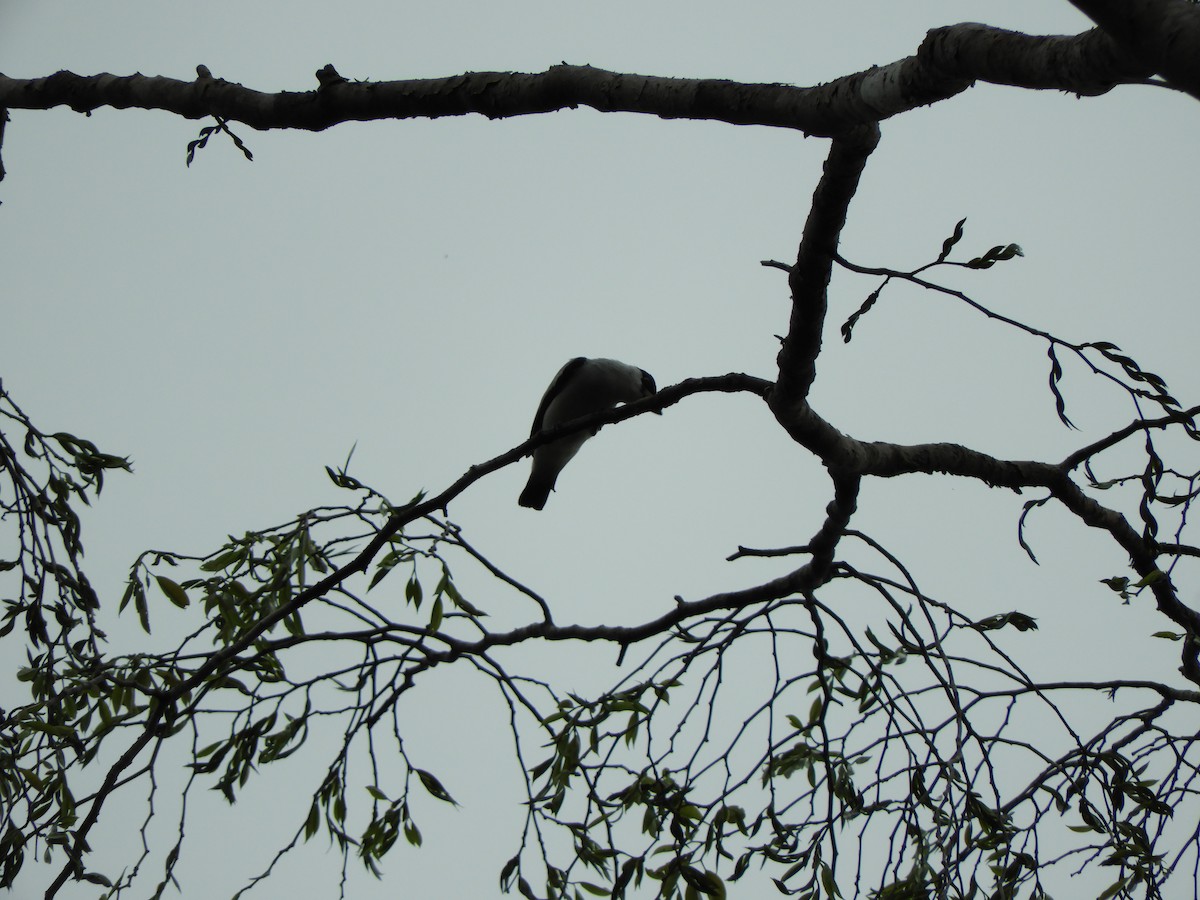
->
639, 369, 663, 414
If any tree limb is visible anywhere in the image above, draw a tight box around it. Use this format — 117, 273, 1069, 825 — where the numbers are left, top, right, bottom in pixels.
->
0, 22, 1168, 139
42, 371, 770, 898
774, 127, 880, 404
1068, 0, 1200, 98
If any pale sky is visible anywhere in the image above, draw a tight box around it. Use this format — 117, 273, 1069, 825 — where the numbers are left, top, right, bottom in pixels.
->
3, 2, 1199, 897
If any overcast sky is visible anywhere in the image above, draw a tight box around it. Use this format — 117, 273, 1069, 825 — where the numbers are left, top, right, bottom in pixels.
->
3, 2, 1199, 897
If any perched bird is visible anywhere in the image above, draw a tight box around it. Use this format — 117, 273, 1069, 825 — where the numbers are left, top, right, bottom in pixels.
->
519, 357, 658, 509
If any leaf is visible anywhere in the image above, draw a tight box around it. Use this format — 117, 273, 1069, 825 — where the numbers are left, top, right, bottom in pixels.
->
1139, 435, 1163, 541
808, 695, 824, 725
1046, 345, 1076, 429
403, 820, 422, 846
819, 863, 839, 898
406, 573, 423, 608
135, 583, 152, 633
155, 575, 190, 609
222, 121, 255, 161
840, 282, 885, 344
499, 855, 520, 890
441, 576, 485, 615
1017, 495, 1050, 564
414, 769, 457, 805
304, 803, 320, 840
973, 611, 1037, 633
368, 552, 401, 591
118, 580, 137, 613
965, 243, 1024, 269
185, 125, 216, 166
936, 216, 967, 262
1097, 877, 1130, 900
200, 548, 245, 573
325, 465, 364, 490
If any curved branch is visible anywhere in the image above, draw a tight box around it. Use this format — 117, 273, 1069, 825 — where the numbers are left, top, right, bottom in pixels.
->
919, 21, 1152, 93
406, 474, 861, 672
767, 384, 1200, 683
1068, 0, 1200, 98
0, 23, 1171, 139
1060, 404, 1200, 471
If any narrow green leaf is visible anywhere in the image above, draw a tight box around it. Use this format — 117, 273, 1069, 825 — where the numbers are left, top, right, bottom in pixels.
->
155, 575, 190, 609
135, 584, 151, 633
414, 769, 457, 805
406, 574, 423, 608
499, 855, 520, 890
403, 820, 422, 846
200, 548, 244, 573
304, 803, 320, 840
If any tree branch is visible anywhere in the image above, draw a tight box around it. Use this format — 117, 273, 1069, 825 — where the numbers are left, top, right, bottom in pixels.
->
0, 22, 1171, 140
1060, 404, 1200, 471
919, 21, 1152, 93
43, 371, 769, 897
1068, 0, 1200, 98
774, 126, 880, 404
766, 383, 1200, 683
401, 474, 861, 674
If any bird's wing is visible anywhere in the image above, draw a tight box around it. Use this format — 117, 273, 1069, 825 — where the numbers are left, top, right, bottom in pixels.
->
529, 356, 588, 437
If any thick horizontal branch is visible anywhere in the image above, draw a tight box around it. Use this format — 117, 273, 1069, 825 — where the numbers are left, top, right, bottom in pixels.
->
0, 24, 1163, 139
918, 21, 1153, 93
1069, 0, 1200, 98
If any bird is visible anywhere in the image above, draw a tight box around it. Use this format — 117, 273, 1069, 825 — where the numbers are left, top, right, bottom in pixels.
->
518, 357, 658, 509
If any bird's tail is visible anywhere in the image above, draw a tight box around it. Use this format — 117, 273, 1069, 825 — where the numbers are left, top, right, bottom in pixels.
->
518, 474, 554, 510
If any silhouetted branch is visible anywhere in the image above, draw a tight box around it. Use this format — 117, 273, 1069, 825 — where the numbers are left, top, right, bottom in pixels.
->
0, 21, 1172, 140
1068, 0, 1200, 98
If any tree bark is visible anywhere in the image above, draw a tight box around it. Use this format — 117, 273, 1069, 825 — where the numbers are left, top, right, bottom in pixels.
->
1069, 0, 1200, 98
0, 23, 1168, 138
